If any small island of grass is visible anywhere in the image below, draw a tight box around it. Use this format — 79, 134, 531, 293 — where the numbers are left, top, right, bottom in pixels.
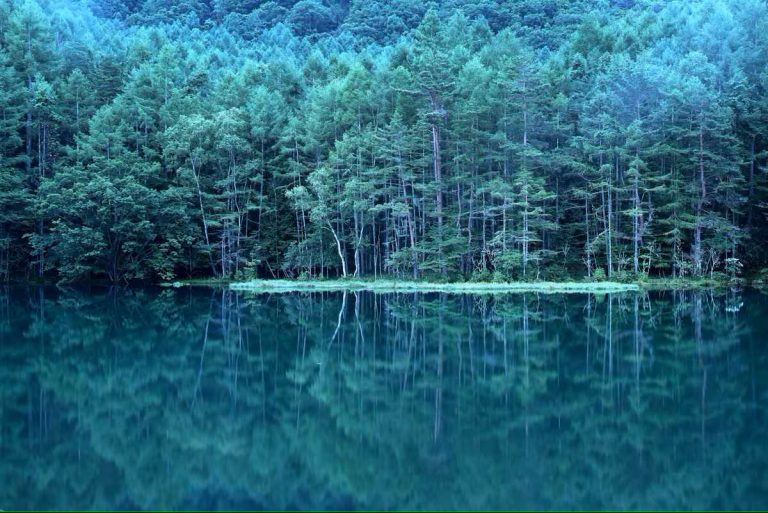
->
227, 279, 641, 294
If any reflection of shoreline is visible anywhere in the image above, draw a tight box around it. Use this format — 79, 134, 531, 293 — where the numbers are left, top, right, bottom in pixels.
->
0, 287, 762, 510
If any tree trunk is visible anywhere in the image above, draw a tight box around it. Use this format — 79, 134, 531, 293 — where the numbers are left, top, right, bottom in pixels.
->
522, 192, 529, 277
585, 193, 592, 277
26, 75, 32, 173
328, 221, 348, 278
353, 211, 363, 277
399, 176, 418, 279
747, 135, 756, 228
191, 159, 216, 276
633, 167, 640, 274
694, 119, 706, 276
429, 92, 445, 275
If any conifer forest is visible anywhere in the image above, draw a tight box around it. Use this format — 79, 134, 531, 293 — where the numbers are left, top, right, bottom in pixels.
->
1, 0, 767, 284
4, 4, 768, 510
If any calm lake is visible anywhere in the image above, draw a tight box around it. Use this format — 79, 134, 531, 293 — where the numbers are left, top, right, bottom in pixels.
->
1, 286, 767, 510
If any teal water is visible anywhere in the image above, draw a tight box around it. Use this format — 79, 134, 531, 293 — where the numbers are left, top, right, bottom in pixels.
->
1, 286, 767, 510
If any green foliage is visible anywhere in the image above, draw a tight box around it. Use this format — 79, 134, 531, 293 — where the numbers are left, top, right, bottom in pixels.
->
469, 267, 493, 282
0, 0, 767, 283
592, 268, 607, 282
725, 257, 743, 280
491, 250, 521, 280
538, 263, 571, 282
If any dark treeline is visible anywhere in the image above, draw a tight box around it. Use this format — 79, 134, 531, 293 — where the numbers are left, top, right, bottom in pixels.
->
1, 0, 767, 282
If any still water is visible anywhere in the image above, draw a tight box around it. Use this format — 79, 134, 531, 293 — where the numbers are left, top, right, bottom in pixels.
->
1, 286, 767, 510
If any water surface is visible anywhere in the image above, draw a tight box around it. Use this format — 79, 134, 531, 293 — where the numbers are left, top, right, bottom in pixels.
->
1, 286, 767, 510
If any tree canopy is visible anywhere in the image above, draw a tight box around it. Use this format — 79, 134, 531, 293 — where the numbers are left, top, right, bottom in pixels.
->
1, 0, 767, 282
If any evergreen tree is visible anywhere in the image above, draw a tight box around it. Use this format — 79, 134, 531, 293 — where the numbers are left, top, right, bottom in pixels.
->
0, 0, 765, 282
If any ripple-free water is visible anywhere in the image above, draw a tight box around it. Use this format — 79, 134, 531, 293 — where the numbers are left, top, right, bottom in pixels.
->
1, 286, 766, 510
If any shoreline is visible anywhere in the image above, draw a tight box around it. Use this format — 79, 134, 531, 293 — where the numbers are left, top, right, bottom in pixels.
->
6, 276, 757, 291
222, 278, 755, 294
214, 279, 708, 294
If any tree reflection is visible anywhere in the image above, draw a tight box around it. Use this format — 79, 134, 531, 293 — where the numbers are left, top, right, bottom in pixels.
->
0, 286, 766, 509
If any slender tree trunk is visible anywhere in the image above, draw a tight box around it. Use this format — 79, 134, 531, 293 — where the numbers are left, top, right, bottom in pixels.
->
429, 92, 445, 275
633, 166, 640, 274
747, 135, 756, 228
502, 199, 507, 251
598, 153, 612, 278
432, 120, 444, 271
398, 177, 418, 278
191, 159, 216, 276
353, 211, 363, 277
694, 119, 706, 276
328, 221, 348, 278
26, 75, 32, 173
522, 192, 529, 277
585, 193, 592, 277
257, 140, 265, 239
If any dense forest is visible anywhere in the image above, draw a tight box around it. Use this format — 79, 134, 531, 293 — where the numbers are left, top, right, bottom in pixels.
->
0, 0, 767, 283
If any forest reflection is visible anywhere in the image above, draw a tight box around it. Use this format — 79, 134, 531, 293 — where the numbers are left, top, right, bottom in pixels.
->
1, 287, 766, 510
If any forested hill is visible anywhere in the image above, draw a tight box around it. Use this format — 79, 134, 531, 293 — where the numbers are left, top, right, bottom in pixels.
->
0, 0, 766, 283
90, 0, 597, 45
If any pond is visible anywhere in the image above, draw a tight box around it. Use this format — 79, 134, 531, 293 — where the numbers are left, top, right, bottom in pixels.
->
1, 286, 767, 510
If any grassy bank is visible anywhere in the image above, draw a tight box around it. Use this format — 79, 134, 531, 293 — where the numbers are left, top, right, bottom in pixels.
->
227, 279, 641, 294
164, 276, 765, 294
161, 278, 234, 287
637, 278, 738, 290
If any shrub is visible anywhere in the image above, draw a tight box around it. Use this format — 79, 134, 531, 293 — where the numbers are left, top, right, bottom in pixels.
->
470, 268, 493, 283
709, 271, 728, 283
539, 264, 571, 282
492, 270, 508, 283
725, 257, 743, 280
491, 250, 521, 281
613, 271, 634, 283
